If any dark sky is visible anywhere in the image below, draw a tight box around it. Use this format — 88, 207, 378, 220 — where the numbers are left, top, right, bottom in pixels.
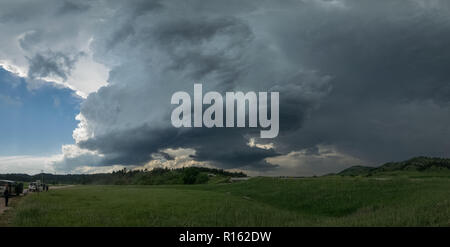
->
1, 0, 450, 175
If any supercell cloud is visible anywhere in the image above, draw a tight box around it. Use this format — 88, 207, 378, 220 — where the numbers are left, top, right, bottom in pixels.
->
1, 0, 450, 175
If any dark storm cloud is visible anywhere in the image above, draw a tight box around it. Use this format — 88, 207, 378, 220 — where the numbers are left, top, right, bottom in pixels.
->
78, 125, 178, 165
105, 23, 136, 51
51, 0, 450, 174
70, 8, 307, 170
149, 17, 253, 84
0, 1, 47, 23
153, 17, 251, 45
104, 0, 163, 50
273, 71, 332, 134
129, 0, 163, 16
57, 1, 91, 15
174, 128, 280, 170
27, 51, 82, 81
77, 124, 279, 169
266, 0, 450, 164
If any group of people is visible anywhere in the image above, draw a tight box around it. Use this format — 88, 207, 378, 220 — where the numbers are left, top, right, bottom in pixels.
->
3, 183, 49, 207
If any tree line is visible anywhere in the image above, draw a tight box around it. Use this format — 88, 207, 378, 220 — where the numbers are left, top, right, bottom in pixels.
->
0, 167, 247, 185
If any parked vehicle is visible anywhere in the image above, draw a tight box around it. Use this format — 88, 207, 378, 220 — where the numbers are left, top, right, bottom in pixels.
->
28, 181, 43, 192
0, 180, 24, 196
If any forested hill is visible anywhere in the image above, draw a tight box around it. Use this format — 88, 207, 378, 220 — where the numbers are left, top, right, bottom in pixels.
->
0, 167, 246, 185
339, 157, 450, 176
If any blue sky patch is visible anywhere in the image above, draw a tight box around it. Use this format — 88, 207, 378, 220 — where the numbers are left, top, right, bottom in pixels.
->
0, 68, 82, 156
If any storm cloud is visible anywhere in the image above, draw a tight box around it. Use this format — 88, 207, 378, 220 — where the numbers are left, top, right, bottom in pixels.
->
27, 51, 82, 81
2, 0, 450, 175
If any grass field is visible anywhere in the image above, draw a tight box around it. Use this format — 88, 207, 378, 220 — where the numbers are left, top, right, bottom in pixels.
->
3, 173, 450, 226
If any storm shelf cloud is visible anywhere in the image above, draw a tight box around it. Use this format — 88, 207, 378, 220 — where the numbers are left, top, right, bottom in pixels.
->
1, 0, 450, 175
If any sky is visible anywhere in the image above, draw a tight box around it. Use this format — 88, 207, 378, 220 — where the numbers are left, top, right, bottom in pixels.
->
1, 0, 450, 176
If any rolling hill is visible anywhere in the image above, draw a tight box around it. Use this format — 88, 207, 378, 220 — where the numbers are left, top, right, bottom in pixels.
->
339, 156, 450, 176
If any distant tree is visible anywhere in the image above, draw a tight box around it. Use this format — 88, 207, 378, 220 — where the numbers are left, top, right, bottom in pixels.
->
182, 168, 199, 184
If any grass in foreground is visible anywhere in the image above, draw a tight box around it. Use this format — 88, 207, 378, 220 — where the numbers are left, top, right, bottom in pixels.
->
5, 174, 450, 226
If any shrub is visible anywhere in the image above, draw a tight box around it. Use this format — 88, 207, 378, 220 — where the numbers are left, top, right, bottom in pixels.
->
195, 173, 209, 184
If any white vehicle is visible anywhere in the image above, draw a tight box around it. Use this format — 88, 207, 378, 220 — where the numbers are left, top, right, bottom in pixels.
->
28, 181, 43, 192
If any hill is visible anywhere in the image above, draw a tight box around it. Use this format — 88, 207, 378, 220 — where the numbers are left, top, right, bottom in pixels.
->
338, 165, 375, 176
339, 156, 450, 176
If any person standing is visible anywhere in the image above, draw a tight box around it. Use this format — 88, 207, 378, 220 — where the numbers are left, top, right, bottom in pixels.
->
3, 184, 9, 207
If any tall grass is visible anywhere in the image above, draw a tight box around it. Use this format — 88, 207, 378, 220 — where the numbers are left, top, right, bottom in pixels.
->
8, 175, 450, 226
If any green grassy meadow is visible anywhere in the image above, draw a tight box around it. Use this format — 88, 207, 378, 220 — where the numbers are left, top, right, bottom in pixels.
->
4, 173, 450, 226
